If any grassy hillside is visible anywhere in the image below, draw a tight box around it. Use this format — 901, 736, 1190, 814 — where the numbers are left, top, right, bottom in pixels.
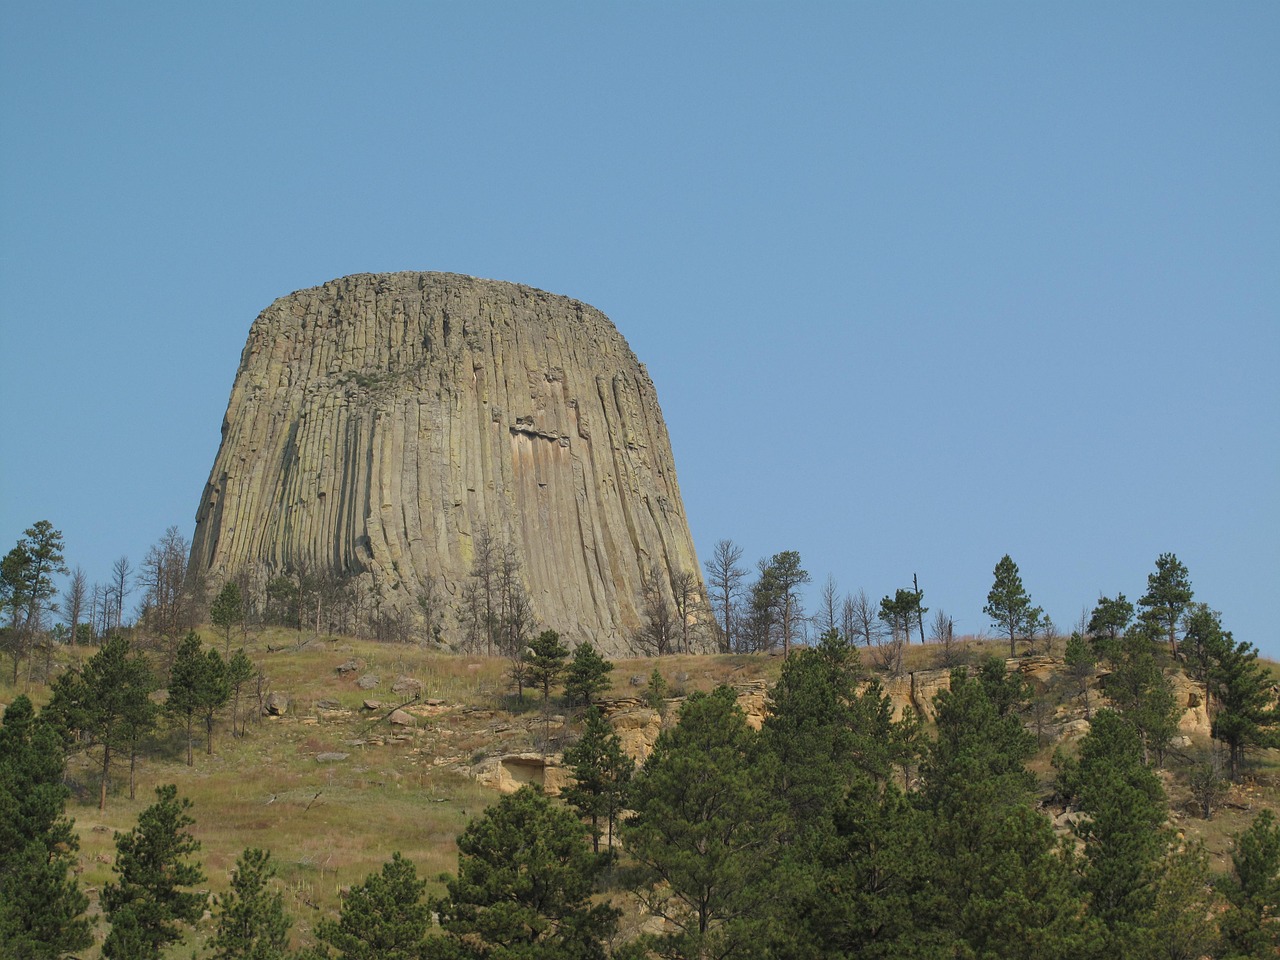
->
2, 629, 1277, 957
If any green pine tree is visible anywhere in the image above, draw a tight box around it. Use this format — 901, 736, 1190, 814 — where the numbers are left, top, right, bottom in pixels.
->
167, 632, 230, 764
562, 642, 613, 709
624, 686, 785, 960
1217, 810, 1280, 959
226, 648, 256, 738
210, 848, 292, 960
44, 634, 157, 809
759, 631, 933, 959
211, 581, 244, 653
1137, 552, 1193, 659
983, 554, 1042, 657
429, 785, 619, 959
0, 695, 94, 959
524, 630, 570, 704
1208, 633, 1278, 782
101, 784, 206, 960
1057, 709, 1169, 955
1103, 625, 1179, 766
644, 668, 668, 709
313, 853, 429, 960
1147, 841, 1223, 960
562, 707, 633, 854
1086, 594, 1134, 663
1064, 631, 1098, 719
761, 630, 900, 832
0, 520, 67, 683
917, 663, 1096, 959
807, 783, 944, 959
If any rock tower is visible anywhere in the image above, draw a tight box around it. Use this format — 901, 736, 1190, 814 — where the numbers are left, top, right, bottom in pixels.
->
190, 272, 703, 655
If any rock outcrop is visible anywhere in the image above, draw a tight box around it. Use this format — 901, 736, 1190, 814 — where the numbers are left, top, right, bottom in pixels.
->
191, 272, 703, 655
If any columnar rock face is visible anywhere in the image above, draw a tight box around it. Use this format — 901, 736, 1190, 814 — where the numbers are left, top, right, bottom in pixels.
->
191, 272, 703, 655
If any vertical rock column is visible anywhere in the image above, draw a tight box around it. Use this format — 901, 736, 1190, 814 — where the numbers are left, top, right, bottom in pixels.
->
190, 272, 703, 655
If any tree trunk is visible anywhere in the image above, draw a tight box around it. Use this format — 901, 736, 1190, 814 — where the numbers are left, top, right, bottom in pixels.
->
99, 743, 111, 811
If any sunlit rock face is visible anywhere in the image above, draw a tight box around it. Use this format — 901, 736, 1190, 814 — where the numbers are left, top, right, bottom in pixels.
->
191, 272, 702, 655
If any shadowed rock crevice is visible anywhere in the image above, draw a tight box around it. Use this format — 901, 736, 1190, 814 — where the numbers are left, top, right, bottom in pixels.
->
191, 272, 703, 655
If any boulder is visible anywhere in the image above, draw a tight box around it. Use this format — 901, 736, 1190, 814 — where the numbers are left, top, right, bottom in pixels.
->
391, 676, 424, 698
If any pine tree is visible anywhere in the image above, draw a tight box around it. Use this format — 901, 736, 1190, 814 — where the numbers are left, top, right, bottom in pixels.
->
1064, 631, 1097, 719
1208, 633, 1278, 782
761, 631, 900, 832
1218, 809, 1280, 958
644, 668, 668, 709
430, 785, 619, 959
101, 784, 206, 960
562, 707, 633, 854
200, 647, 231, 754
313, 853, 429, 960
0, 520, 68, 683
917, 663, 1096, 959
211, 848, 292, 960
44, 634, 157, 809
211, 581, 244, 654
168, 632, 230, 764
1181, 603, 1230, 700
1057, 709, 1169, 954
808, 783, 943, 960
226, 649, 256, 738
0, 696, 94, 959
624, 686, 785, 959
877, 588, 925, 673
983, 555, 1042, 657
562, 642, 613, 709
759, 631, 932, 960
1147, 842, 1223, 960
1085, 591, 1136, 650
1104, 625, 1179, 766
524, 629, 569, 704
763, 550, 810, 657
1138, 552, 1193, 659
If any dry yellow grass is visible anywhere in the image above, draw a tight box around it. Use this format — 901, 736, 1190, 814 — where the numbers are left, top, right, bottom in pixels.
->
3, 628, 1277, 957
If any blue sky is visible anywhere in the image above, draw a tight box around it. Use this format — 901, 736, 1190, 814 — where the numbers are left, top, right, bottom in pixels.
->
3, 3, 1277, 656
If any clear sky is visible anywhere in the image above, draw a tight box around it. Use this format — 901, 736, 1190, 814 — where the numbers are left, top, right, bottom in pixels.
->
2, 3, 1277, 656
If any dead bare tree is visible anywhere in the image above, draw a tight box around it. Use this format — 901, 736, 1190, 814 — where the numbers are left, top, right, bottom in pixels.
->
703, 539, 746, 653
470, 528, 499, 655
671, 570, 700, 654
635, 564, 676, 656
816, 574, 840, 639
138, 527, 197, 653
110, 555, 133, 631
844, 589, 883, 649
929, 608, 963, 668
62, 566, 87, 646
